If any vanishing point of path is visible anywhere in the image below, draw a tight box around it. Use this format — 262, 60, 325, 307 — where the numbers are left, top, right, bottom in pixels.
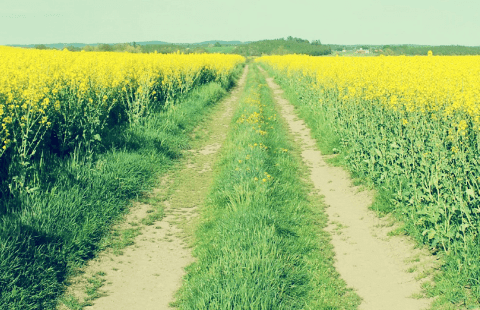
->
59, 66, 248, 310
262, 69, 436, 310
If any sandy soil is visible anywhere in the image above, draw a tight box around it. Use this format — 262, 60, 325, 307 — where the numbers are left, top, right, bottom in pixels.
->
58, 66, 248, 310
82, 205, 195, 310
263, 71, 438, 310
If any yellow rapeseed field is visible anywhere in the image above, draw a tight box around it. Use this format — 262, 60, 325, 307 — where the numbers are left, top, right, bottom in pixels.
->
258, 54, 480, 124
0, 46, 244, 157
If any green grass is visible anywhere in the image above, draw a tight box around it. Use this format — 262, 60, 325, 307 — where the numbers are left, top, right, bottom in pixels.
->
173, 64, 360, 309
0, 75, 241, 309
59, 271, 107, 309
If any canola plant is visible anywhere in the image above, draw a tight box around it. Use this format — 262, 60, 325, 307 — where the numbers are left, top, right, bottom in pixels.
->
258, 54, 480, 120
0, 46, 244, 161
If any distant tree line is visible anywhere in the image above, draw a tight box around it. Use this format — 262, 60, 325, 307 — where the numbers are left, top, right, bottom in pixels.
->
328, 45, 372, 52
140, 44, 208, 54
31, 38, 333, 56
380, 45, 480, 56
31, 41, 480, 56
232, 37, 331, 56
32, 42, 207, 54
33, 44, 54, 50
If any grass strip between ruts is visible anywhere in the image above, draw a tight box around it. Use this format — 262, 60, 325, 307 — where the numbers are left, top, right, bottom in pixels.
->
174, 64, 360, 309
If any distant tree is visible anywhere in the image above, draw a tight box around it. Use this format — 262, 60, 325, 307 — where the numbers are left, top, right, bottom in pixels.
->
384, 48, 395, 56
286, 36, 309, 43
125, 44, 142, 53
82, 45, 94, 52
311, 40, 322, 45
271, 46, 286, 55
34, 44, 48, 50
65, 45, 81, 52
214, 42, 221, 47
113, 43, 127, 51
97, 44, 113, 52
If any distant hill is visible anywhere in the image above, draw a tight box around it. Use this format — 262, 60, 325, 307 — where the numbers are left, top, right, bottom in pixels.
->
9, 43, 89, 49
194, 40, 245, 45
134, 41, 169, 46
7, 40, 244, 49
8, 41, 170, 49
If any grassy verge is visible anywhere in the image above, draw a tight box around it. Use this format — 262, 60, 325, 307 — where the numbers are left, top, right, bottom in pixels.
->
173, 65, 360, 309
0, 77, 239, 309
260, 63, 480, 309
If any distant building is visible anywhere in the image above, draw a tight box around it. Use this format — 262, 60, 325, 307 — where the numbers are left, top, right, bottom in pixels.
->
355, 48, 370, 54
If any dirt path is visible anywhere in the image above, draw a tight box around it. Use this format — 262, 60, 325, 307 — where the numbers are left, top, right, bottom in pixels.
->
263, 71, 437, 310
58, 66, 248, 310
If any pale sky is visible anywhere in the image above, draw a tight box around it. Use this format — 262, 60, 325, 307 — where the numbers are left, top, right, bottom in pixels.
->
0, 0, 478, 46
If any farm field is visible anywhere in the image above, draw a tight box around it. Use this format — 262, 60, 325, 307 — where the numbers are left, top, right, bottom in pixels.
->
2, 44, 480, 310
258, 54, 480, 309
0, 46, 245, 309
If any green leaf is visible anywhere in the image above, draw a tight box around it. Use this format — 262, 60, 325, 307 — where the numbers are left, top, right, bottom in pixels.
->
422, 228, 437, 240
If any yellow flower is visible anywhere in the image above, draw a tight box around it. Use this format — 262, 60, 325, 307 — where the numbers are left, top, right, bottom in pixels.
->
0, 45, 245, 156
256, 54, 480, 131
